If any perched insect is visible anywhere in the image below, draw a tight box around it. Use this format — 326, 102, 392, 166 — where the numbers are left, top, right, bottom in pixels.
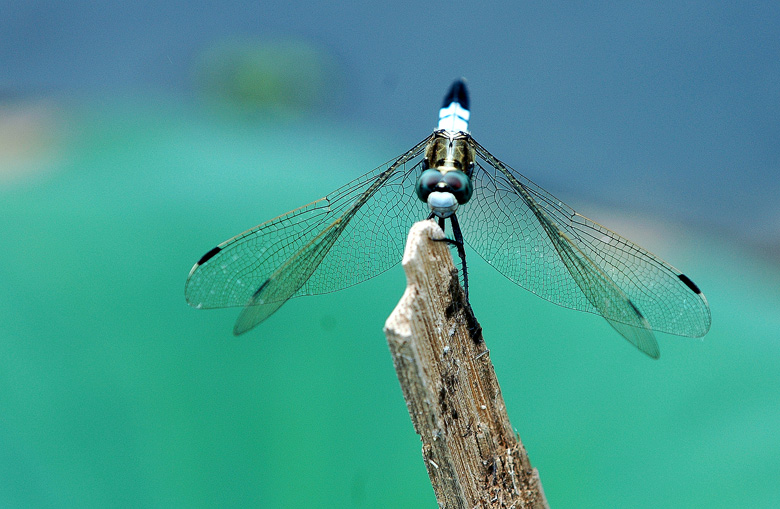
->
185, 80, 711, 358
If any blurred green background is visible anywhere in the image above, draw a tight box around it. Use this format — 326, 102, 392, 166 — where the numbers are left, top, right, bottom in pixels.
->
2, 2, 780, 507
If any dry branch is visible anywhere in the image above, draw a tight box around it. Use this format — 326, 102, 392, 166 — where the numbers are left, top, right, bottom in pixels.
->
384, 220, 548, 509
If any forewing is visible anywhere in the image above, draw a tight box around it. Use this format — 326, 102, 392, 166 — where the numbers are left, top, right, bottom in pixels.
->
185, 136, 430, 312
464, 139, 711, 339
233, 147, 430, 334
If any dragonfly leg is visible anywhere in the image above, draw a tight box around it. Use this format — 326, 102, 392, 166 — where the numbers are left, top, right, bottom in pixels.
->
449, 214, 469, 300
426, 211, 447, 234
427, 212, 470, 300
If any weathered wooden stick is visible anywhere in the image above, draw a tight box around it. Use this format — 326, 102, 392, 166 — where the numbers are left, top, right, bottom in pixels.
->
384, 220, 548, 509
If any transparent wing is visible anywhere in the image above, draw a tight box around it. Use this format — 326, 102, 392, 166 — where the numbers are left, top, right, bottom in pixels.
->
185, 135, 431, 332
462, 138, 710, 347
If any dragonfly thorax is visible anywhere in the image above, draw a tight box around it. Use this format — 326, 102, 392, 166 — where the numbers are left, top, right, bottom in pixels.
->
417, 131, 475, 217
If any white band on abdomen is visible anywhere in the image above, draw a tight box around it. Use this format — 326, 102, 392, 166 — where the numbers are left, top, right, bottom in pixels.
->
438, 102, 470, 132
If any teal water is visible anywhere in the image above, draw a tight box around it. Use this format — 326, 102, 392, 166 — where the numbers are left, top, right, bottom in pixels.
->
1, 98, 778, 507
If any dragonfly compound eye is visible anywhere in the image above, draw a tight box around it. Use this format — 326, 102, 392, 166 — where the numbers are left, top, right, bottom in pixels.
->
416, 169, 445, 201
444, 171, 473, 204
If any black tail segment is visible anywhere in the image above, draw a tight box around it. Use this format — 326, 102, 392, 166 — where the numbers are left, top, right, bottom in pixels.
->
442, 79, 470, 111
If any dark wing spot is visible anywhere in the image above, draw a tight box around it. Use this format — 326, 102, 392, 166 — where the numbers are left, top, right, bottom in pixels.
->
251, 278, 270, 299
678, 274, 702, 294
197, 246, 221, 266
628, 300, 644, 318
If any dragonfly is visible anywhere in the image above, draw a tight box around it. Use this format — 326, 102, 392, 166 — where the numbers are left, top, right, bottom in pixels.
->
185, 80, 711, 358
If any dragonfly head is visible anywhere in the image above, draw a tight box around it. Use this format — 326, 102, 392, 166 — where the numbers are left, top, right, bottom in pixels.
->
416, 168, 473, 218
